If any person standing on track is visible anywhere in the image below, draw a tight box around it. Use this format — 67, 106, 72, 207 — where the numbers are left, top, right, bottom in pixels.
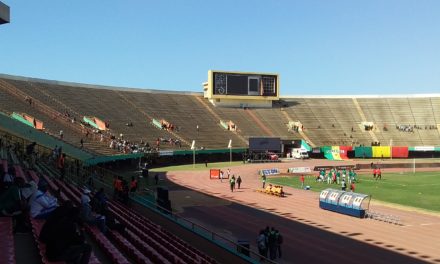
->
236, 175, 242, 189
229, 175, 235, 192
262, 174, 267, 188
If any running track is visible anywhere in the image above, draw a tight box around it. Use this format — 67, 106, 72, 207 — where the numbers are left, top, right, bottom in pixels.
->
165, 159, 440, 264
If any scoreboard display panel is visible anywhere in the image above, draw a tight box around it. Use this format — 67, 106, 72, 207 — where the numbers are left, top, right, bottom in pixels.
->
249, 137, 281, 152
208, 70, 279, 98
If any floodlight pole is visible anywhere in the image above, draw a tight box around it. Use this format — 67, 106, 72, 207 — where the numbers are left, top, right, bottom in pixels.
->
191, 140, 196, 168
228, 139, 232, 164
413, 158, 416, 174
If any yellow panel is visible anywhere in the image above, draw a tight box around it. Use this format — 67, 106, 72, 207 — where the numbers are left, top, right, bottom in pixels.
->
331, 146, 342, 160
372, 146, 391, 158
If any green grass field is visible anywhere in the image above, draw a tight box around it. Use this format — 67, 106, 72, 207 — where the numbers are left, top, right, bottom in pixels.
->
267, 171, 440, 212
150, 161, 244, 172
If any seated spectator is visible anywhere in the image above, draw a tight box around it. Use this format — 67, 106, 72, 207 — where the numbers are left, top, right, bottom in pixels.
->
80, 189, 94, 223
40, 205, 92, 264
80, 189, 106, 232
91, 188, 107, 213
0, 177, 25, 217
30, 182, 58, 219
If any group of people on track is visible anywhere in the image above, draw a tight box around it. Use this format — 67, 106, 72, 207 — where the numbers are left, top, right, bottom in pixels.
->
219, 169, 242, 192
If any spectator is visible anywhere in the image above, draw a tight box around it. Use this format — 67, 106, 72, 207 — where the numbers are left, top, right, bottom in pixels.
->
80, 189, 94, 223
130, 176, 138, 193
86, 171, 95, 190
80, 189, 106, 232
40, 205, 92, 264
92, 188, 107, 213
267, 227, 277, 260
257, 230, 267, 259
58, 153, 66, 180
0, 177, 25, 217
276, 229, 283, 258
30, 182, 58, 219
59, 130, 63, 140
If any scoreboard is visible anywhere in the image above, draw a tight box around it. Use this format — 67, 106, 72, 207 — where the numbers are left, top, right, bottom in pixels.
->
0, 1, 10, 25
206, 70, 279, 99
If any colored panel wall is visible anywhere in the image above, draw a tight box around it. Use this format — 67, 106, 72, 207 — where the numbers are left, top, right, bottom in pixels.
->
34, 120, 44, 130
391, 147, 408, 158
94, 118, 107, 130
354, 147, 372, 158
321, 146, 334, 160
322, 146, 348, 160
331, 146, 342, 160
83, 116, 100, 130
372, 146, 391, 158
23, 114, 34, 124
339, 146, 352, 159
301, 140, 312, 151
11, 112, 34, 128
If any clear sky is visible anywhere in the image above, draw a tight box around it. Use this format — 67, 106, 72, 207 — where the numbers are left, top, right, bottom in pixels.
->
1, 1, 439, 95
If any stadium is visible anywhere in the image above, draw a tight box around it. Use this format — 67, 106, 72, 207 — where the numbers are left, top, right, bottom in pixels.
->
1, 2, 440, 264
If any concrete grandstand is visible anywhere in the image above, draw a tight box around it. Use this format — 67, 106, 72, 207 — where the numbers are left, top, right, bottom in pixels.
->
1, 73, 440, 264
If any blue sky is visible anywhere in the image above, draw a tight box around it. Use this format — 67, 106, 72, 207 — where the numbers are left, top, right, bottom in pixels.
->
0, 0, 439, 95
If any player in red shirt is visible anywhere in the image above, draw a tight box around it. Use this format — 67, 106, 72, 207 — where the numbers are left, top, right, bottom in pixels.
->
300, 174, 305, 188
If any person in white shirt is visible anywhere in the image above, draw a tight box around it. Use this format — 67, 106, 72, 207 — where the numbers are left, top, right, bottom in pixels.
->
30, 183, 58, 219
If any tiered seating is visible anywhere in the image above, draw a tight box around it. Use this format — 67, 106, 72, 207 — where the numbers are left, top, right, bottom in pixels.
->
47, 177, 131, 264
22, 167, 101, 264
3, 75, 440, 148
86, 226, 130, 264
23, 82, 172, 149
61, 181, 169, 264
59, 174, 216, 264
0, 217, 16, 264
109, 201, 216, 264
107, 204, 186, 263
0, 81, 116, 155
107, 230, 154, 264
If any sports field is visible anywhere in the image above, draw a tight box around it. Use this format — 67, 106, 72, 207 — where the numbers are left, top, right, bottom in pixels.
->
267, 171, 440, 212
150, 161, 244, 172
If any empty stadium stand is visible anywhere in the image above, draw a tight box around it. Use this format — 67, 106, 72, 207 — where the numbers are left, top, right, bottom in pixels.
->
1, 74, 440, 150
